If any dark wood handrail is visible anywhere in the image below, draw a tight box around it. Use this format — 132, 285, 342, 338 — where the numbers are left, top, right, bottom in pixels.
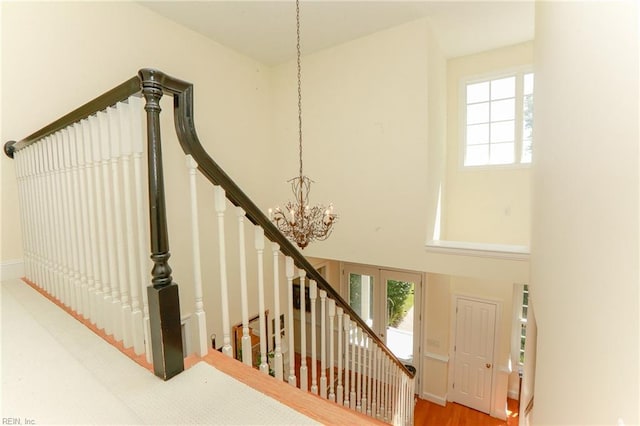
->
148, 68, 416, 379
4, 77, 141, 158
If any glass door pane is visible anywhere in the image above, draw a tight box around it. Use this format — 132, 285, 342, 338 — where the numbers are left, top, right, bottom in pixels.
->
348, 272, 374, 328
382, 271, 420, 365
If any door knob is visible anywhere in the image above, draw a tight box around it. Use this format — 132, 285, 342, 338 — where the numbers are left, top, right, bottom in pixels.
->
486, 363, 492, 369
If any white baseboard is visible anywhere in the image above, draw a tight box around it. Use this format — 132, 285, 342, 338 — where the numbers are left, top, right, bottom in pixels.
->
0, 259, 24, 281
508, 389, 520, 400
421, 392, 447, 406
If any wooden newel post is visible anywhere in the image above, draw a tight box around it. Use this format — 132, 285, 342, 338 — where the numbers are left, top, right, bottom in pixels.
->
139, 69, 184, 380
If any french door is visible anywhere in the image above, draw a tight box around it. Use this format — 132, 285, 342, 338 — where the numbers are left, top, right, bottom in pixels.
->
343, 264, 421, 368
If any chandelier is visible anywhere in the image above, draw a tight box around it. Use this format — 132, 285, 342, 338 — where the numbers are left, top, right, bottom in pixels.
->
269, 0, 337, 250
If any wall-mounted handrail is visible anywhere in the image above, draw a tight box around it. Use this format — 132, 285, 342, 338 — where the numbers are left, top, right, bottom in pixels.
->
145, 68, 416, 379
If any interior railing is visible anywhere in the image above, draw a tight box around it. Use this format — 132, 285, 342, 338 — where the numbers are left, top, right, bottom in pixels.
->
4, 68, 415, 425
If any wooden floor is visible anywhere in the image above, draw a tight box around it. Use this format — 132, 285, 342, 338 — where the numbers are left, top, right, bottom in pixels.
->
414, 397, 519, 426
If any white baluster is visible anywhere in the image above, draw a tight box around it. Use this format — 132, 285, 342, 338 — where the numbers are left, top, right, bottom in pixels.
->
397, 368, 402, 424
362, 335, 368, 414
15, 150, 27, 280
129, 96, 151, 361
350, 322, 357, 410
309, 280, 318, 394
13, 152, 24, 274
117, 103, 138, 351
405, 375, 411, 426
39, 142, 51, 293
356, 327, 362, 412
37, 142, 47, 289
68, 125, 85, 316
14, 151, 28, 281
399, 373, 406, 426
42, 140, 53, 293
74, 123, 91, 322
409, 376, 415, 426
62, 128, 78, 312
372, 345, 379, 418
285, 257, 296, 386
343, 314, 350, 407
30, 144, 41, 286
27, 145, 38, 285
367, 336, 373, 416
403, 372, 409, 426
390, 364, 397, 424
337, 307, 344, 404
90, 114, 107, 331
236, 207, 251, 366
107, 105, 127, 343
21, 147, 34, 283
328, 298, 336, 402
45, 139, 56, 295
36, 143, 47, 291
31, 144, 42, 286
97, 111, 116, 337
214, 186, 232, 357
73, 122, 91, 320
113, 103, 134, 348
62, 129, 74, 307
55, 132, 71, 306
380, 353, 387, 421
272, 243, 283, 380
25, 145, 35, 283
298, 270, 308, 391
27, 145, 37, 284
386, 356, 392, 422
396, 366, 401, 423
254, 227, 268, 375
319, 290, 327, 399
50, 137, 62, 298
80, 120, 97, 325
186, 155, 207, 357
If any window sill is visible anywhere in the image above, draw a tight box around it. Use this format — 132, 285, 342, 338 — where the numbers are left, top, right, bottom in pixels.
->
425, 240, 530, 261
459, 162, 532, 172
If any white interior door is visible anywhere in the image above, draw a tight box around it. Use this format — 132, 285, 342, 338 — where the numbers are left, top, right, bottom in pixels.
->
451, 297, 496, 414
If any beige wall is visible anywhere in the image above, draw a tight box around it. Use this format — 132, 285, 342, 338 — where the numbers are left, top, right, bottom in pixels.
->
532, 1, 638, 424
271, 18, 436, 273
1, 1, 279, 351
444, 42, 533, 246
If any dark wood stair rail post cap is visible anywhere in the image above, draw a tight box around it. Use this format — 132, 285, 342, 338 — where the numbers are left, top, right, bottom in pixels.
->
4, 141, 16, 159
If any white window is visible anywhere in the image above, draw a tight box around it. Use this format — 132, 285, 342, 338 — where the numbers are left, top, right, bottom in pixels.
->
519, 284, 528, 364
463, 70, 534, 167
511, 283, 529, 367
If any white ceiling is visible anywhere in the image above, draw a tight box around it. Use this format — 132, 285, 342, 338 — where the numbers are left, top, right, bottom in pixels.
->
141, 1, 534, 65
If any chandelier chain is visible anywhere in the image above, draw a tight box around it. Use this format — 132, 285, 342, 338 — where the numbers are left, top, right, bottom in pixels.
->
269, 0, 337, 250
296, 0, 303, 179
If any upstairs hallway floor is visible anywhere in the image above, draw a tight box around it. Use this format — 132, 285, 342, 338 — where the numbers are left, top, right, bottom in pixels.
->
1, 278, 321, 425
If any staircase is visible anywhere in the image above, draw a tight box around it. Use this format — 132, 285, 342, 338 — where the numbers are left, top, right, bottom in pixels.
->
4, 68, 416, 425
